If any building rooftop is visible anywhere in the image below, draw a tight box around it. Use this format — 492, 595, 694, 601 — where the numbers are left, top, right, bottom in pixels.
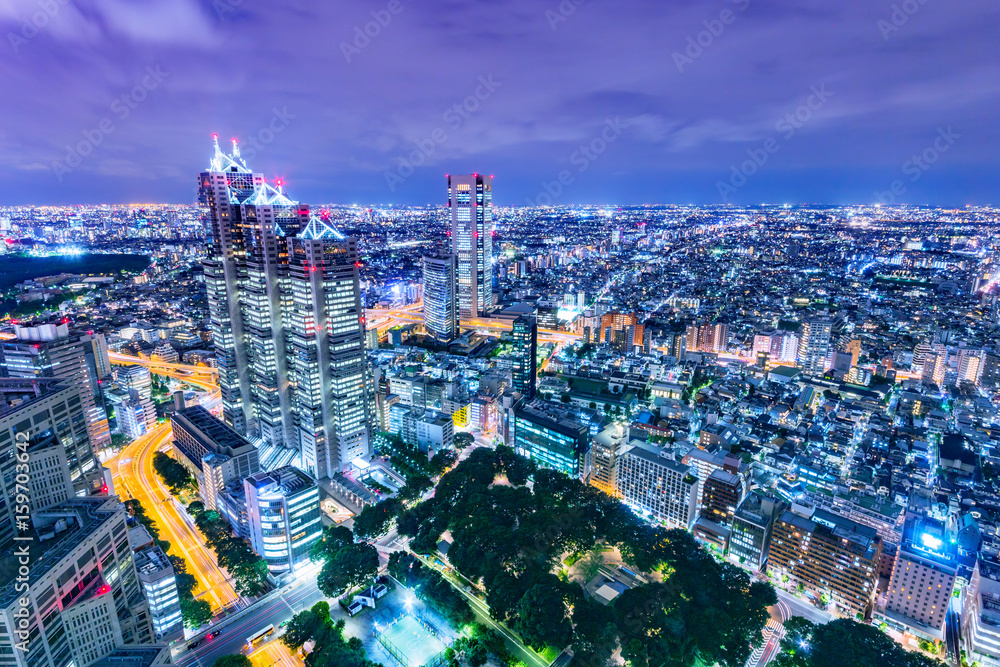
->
0, 496, 122, 607
0, 376, 68, 419
172, 405, 256, 457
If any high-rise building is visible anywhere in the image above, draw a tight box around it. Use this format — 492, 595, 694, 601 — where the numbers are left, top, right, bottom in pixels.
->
200, 138, 371, 477
769, 507, 881, 618
448, 174, 493, 318
511, 315, 537, 398
599, 312, 645, 353
700, 469, 745, 526
0, 497, 158, 667
729, 492, 786, 572
685, 322, 728, 353
0, 378, 102, 549
114, 364, 152, 401
422, 253, 458, 342
244, 467, 322, 576
617, 444, 698, 530
799, 317, 832, 375
881, 515, 958, 641
964, 552, 1000, 666
0, 322, 112, 455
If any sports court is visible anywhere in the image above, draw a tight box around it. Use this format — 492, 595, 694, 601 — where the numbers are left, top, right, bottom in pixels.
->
376, 615, 447, 667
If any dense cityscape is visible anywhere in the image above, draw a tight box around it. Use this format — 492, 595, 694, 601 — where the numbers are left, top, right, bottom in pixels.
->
2, 0, 998, 666
0, 136, 998, 667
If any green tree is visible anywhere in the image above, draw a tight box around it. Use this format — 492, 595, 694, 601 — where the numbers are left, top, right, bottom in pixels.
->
572, 597, 617, 666
577, 548, 605, 582
152, 451, 195, 495
772, 618, 944, 667
212, 657, 252, 667
180, 597, 212, 629
398, 473, 433, 502
453, 432, 475, 449
316, 544, 377, 597
352, 498, 403, 542
513, 580, 576, 651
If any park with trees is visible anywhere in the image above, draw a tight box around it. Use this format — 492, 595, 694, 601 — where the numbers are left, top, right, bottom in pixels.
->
355, 445, 778, 666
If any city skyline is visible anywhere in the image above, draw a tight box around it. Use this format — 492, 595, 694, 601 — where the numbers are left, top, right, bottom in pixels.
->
0, 1, 997, 207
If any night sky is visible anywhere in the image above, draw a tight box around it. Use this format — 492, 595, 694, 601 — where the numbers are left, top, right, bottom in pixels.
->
1, 0, 997, 207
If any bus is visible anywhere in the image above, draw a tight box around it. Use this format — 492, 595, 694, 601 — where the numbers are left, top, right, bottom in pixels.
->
246, 624, 274, 651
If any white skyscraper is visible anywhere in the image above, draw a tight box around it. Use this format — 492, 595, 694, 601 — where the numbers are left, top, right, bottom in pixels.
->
200, 138, 372, 477
448, 174, 493, 318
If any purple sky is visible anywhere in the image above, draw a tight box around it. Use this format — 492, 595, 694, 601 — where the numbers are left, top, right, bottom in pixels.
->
1, 0, 997, 207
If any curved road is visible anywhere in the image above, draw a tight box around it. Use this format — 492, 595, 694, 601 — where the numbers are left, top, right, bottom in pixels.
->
114, 423, 241, 611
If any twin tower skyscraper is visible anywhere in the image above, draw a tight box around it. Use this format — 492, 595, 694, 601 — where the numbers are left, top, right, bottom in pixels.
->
424, 173, 494, 342
201, 140, 492, 477
201, 138, 371, 479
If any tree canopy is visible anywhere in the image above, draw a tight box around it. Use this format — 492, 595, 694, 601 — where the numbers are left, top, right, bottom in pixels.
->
211, 656, 252, 667
310, 525, 379, 598
395, 445, 776, 665
352, 498, 404, 542
152, 451, 195, 495
190, 505, 269, 597
281, 601, 379, 667
771, 618, 944, 667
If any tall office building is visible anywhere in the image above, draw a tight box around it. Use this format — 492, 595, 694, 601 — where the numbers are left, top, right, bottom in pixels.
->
448, 173, 493, 318
244, 467, 322, 576
511, 314, 537, 398
617, 444, 698, 530
0, 497, 158, 667
0, 321, 112, 455
200, 137, 372, 477
170, 405, 260, 511
133, 546, 183, 640
0, 378, 102, 550
799, 317, 833, 375
513, 400, 590, 480
422, 253, 458, 343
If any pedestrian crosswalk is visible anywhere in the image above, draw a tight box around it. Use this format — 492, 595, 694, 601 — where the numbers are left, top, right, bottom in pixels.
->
744, 618, 784, 667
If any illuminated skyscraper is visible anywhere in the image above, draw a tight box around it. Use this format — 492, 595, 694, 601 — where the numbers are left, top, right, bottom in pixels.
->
448, 173, 493, 317
512, 314, 537, 398
0, 322, 112, 456
422, 253, 458, 343
200, 137, 371, 477
799, 317, 832, 375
